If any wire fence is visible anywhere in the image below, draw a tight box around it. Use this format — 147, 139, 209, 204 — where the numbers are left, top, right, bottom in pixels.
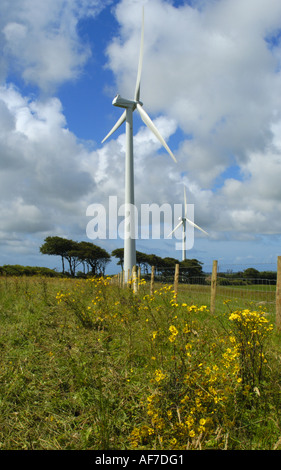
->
113, 260, 279, 319
215, 262, 276, 314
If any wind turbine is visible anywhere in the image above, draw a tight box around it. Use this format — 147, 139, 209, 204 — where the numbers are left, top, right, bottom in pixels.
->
168, 186, 208, 261
102, 7, 177, 282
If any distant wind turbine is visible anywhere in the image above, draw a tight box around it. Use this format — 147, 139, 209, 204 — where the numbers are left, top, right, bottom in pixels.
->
102, 7, 177, 281
168, 186, 208, 261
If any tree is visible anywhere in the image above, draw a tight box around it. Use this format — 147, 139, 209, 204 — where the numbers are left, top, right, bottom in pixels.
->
112, 248, 124, 271
77, 242, 111, 276
243, 268, 260, 284
157, 257, 180, 279
136, 251, 151, 274
40, 237, 111, 277
180, 258, 204, 279
40, 236, 74, 274
243, 268, 260, 278
64, 240, 82, 277
145, 254, 163, 272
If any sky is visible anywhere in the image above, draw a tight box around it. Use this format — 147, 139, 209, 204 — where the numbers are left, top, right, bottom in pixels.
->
1, 0, 281, 274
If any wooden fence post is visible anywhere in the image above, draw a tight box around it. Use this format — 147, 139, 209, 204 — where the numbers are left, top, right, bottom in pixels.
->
150, 266, 155, 296
210, 260, 218, 315
174, 264, 179, 300
276, 256, 281, 331
132, 265, 137, 293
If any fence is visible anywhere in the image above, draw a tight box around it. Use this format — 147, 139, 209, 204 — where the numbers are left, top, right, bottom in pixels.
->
112, 256, 281, 331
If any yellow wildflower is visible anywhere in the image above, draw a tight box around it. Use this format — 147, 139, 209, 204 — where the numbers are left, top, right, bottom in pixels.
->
155, 369, 166, 382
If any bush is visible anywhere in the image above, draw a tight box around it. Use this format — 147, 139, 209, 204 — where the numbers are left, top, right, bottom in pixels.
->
130, 300, 274, 450
0, 265, 61, 277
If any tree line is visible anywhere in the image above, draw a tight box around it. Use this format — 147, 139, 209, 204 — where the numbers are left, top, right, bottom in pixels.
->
218, 267, 277, 285
111, 248, 204, 279
39, 236, 204, 278
0, 237, 277, 283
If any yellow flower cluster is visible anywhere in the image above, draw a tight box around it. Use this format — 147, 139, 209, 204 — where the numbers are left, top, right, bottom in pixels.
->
131, 303, 242, 449
227, 308, 273, 388
154, 369, 166, 382
229, 309, 273, 332
168, 325, 178, 343
56, 277, 113, 329
131, 302, 276, 450
56, 291, 71, 303
133, 361, 229, 450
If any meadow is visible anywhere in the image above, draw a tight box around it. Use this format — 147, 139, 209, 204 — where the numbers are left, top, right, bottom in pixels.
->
0, 274, 281, 450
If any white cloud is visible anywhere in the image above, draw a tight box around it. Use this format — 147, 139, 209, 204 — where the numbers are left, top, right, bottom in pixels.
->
1, 0, 281, 268
0, 84, 95, 239
99, 0, 281, 248
0, 81, 179, 259
0, 0, 109, 92
107, 0, 281, 186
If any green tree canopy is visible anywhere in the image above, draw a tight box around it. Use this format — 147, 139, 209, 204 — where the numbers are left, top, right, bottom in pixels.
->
40, 237, 111, 277
243, 268, 260, 278
40, 236, 74, 274
180, 258, 204, 278
136, 251, 151, 274
111, 248, 124, 271
77, 242, 111, 275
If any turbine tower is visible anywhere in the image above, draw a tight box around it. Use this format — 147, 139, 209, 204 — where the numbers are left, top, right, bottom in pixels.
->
168, 186, 208, 261
102, 8, 177, 281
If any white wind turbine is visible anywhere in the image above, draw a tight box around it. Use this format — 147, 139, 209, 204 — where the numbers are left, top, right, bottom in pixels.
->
168, 186, 208, 261
102, 8, 177, 282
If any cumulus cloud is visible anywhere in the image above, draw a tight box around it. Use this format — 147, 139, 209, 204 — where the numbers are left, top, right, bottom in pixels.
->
107, 0, 281, 185
0, 81, 178, 258
103, 0, 281, 244
0, 84, 94, 238
0, 0, 110, 92
1, 0, 281, 268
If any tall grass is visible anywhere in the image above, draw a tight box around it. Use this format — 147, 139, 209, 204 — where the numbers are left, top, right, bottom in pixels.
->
0, 275, 281, 449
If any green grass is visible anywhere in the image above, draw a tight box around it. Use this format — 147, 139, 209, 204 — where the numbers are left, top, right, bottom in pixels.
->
0, 275, 281, 450
173, 281, 276, 316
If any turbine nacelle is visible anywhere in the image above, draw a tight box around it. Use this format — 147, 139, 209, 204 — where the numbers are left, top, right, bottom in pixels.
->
112, 94, 142, 109
168, 186, 208, 239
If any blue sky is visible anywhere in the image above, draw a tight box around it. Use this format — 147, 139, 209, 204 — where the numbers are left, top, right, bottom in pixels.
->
1, 0, 281, 274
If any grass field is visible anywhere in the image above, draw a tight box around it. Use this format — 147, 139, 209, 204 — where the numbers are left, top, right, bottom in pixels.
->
157, 280, 276, 315
0, 275, 281, 450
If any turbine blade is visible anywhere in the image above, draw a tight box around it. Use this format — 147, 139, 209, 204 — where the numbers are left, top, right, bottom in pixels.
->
101, 110, 126, 143
134, 7, 144, 102
137, 104, 177, 163
186, 218, 208, 235
167, 220, 183, 237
